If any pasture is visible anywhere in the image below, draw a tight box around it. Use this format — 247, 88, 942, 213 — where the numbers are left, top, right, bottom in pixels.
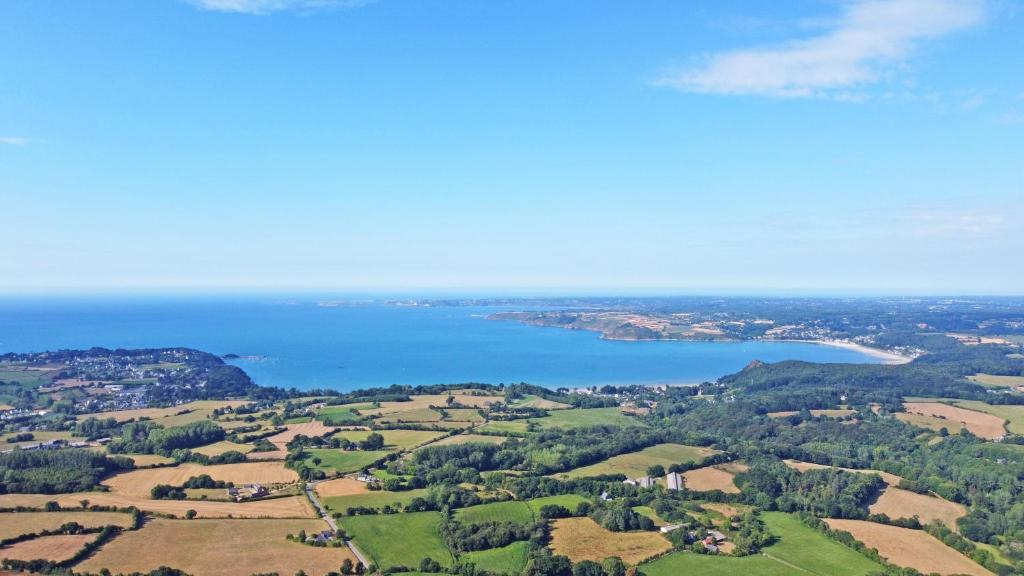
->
303, 448, 390, 473
122, 453, 175, 467
78, 518, 356, 576
549, 517, 672, 565
334, 429, 445, 450
455, 501, 534, 526
315, 405, 367, 425
358, 394, 504, 417
511, 395, 571, 410
0, 534, 96, 562
825, 519, 992, 576
341, 511, 453, 569
760, 512, 885, 575
462, 541, 529, 575
968, 374, 1024, 389
0, 511, 134, 540
640, 551, 798, 576
375, 407, 443, 424
531, 407, 642, 430
322, 488, 429, 513
477, 420, 528, 435
526, 494, 590, 514
557, 443, 719, 479
902, 402, 1006, 439
420, 433, 506, 448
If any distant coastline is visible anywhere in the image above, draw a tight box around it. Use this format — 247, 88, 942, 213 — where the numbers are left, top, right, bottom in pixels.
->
777, 339, 913, 365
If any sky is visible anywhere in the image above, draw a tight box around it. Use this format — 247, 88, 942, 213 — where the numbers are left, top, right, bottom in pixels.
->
1, 0, 1021, 295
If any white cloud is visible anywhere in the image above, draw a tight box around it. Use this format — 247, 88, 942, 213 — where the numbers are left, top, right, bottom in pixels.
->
0, 136, 34, 145
908, 209, 1007, 238
658, 0, 985, 98
186, 0, 371, 15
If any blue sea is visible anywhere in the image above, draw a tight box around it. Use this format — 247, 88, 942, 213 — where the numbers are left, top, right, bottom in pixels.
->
0, 296, 883, 390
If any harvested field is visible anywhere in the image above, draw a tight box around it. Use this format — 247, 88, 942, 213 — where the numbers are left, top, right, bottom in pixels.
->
78, 400, 247, 424
314, 477, 370, 498
440, 408, 486, 422
896, 412, 966, 435
682, 463, 746, 493
701, 502, 749, 519
0, 534, 96, 562
0, 511, 133, 540
558, 443, 719, 479
266, 421, 337, 448
512, 395, 571, 410
783, 459, 902, 485
968, 374, 1024, 388
358, 394, 504, 417
104, 462, 297, 497
825, 519, 992, 576
122, 453, 175, 467
375, 408, 443, 423
550, 518, 671, 565
903, 402, 1006, 439
948, 400, 1024, 435
78, 518, 356, 576
0, 493, 315, 519
869, 487, 966, 529
334, 429, 445, 450
191, 441, 253, 457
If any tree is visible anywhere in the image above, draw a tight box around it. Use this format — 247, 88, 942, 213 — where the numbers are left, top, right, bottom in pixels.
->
647, 464, 665, 478
359, 433, 385, 451
602, 557, 627, 576
340, 559, 353, 574
185, 509, 197, 519
572, 560, 604, 576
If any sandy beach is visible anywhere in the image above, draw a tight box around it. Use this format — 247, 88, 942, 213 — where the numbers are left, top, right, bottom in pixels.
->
795, 339, 913, 365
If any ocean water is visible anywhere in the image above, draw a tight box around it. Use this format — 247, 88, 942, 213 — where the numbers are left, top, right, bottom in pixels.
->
0, 296, 883, 390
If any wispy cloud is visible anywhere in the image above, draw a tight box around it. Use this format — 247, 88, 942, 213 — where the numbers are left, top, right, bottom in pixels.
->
657, 0, 985, 98
0, 136, 35, 145
186, 0, 372, 15
908, 209, 1007, 238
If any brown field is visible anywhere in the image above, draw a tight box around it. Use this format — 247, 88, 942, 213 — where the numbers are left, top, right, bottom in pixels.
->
266, 421, 337, 448
968, 374, 1024, 388
869, 487, 966, 529
191, 441, 254, 457
767, 409, 857, 419
244, 449, 288, 460
783, 459, 902, 485
103, 462, 298, 497
682, 464, 745, 493
78, 518, 356, 576
895, 412, 966, 435
122, 453, 176, 467
902, 402, 1006, 439
358, 394, 504, 416
825, 519, 992, 576
701, 502, 750, 519
0, 493, 315, 519
0, 534, 96, 562
314, 477, 370, 498
0, 511, 134, 540
78, 400, 248, 424
550, 517, 672, 565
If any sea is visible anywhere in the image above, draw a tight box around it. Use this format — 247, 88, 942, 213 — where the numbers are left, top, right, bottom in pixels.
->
0, 295, 883, 391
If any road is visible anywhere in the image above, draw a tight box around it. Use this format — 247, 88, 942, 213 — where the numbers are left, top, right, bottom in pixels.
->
305, 481, 370, 568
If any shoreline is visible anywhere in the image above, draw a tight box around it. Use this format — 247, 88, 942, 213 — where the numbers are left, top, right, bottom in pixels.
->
777, 339, 913, 365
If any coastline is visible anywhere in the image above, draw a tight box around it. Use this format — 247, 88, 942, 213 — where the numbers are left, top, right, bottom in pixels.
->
778, 339, 913, 365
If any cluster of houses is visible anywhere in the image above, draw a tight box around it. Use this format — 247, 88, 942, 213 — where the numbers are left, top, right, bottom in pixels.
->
227, 483, 269, 501
617, 472, 730, 552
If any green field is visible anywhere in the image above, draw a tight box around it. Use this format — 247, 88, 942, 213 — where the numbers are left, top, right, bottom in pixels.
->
440, 408, 486, 422
323, 488, 429, 513
968, 373, 1024, 389
531, 407, 643, 430
303, 448, 390, 473
525, 494, 589, 514
641, 512, 884, 576
334, 429, 446, 450
341, 511, 453, 569
557, 443, 719, 479
0, 367, 56, 388
462, 541, 529, 574
477, 420, 529, 435
455, 501, 534, 526
760, 512, 885, 575
377, 408, 443, 423
511, 395, 572, 410
315, 406, 367, 425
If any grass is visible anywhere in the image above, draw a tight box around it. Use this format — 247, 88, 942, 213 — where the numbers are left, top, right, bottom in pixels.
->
441, 408, 486, 422
322, 488, 429, 513
303, 448, 391, 473
761, 512, 885, 575
316, 405, 367, 425
968, 374, 1024, 388
376, 407, 443, 423
641, 552, 800, 576
0, 366, 57, 388
477, 420, 529, 435
462, 541, 530, 574
525, 494, 589, 514
455, 501, 534, 526
511, 395, 571, 410
557, 443, 719, 479
531, 407, 643, 430
420, 434, 506, 448
191, 440, 253, 457
0, 511, 134, 540
77, 518, 356, 576
341, 511, 453, 569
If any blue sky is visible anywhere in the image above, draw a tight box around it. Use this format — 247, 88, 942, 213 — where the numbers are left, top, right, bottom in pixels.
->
1, 0, 1021, 294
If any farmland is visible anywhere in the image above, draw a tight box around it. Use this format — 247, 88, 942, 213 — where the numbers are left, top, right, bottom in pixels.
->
322, 488, 429, 513
868, 486, 966, 528
302, 448, 390, 474
340, 511, 453, 569
103, 462, 298, 497
549, 517, 672, 564
77, 518, 356, 576
901, 402, 1007, 439
0, 534, 96, 562
455, 500, 534, 526
557, 443, 719, 479
462, 541, 529, 575
0, 492, 316, 519
333, 429, 445, 450
682, 462, 745, 493
825, 519, 993, 576
0, 511, 134, 540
